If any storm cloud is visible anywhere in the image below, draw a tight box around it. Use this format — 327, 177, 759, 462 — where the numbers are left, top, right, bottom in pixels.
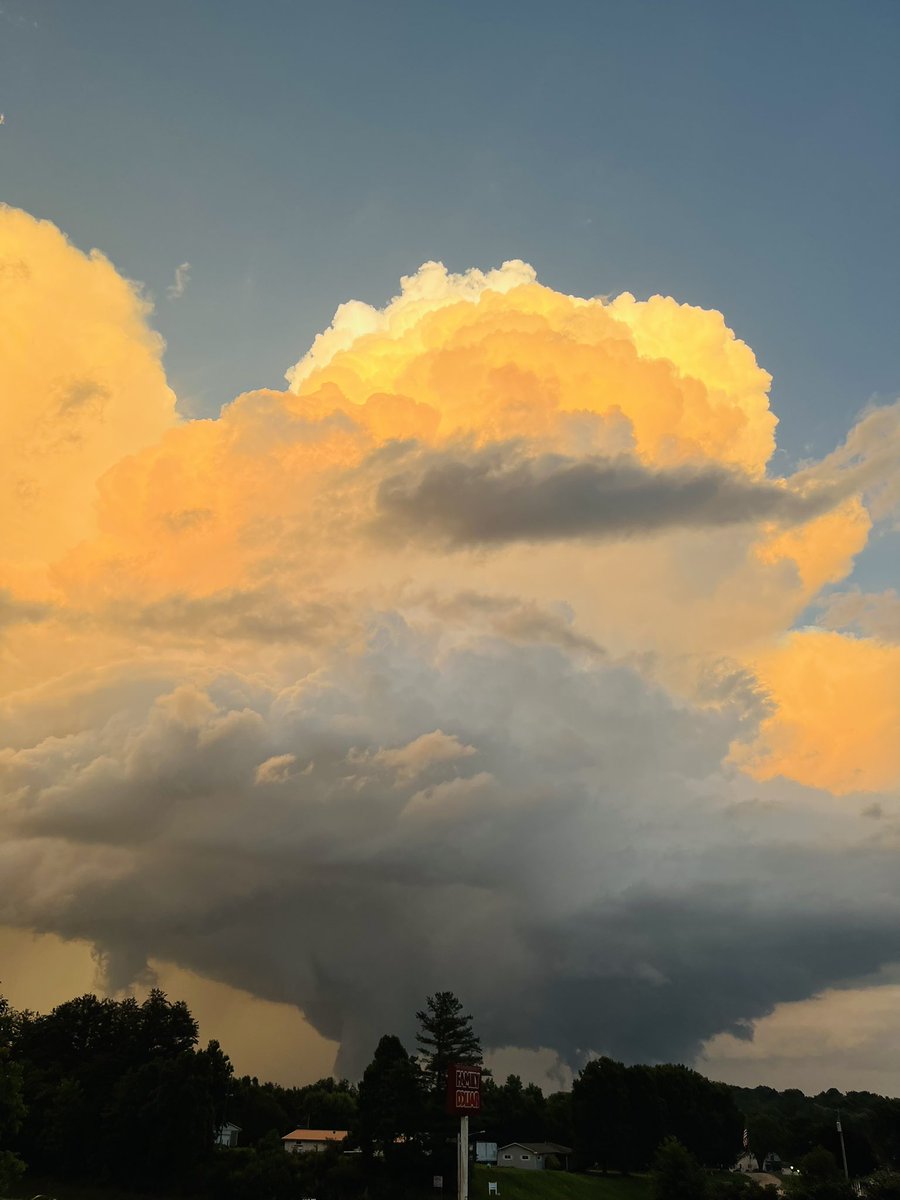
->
3, 622, 899, 1077
374, 444, 839, 545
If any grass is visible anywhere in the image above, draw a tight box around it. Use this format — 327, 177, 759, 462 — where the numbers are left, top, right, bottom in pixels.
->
15, 1164, 655, 1200
469, 1165, 653, 1200
15, 1178, 187, 1200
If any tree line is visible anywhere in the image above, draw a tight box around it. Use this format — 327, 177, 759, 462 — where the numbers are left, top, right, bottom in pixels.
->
2, 986, 900, 1200
733, 1083, 900, 1175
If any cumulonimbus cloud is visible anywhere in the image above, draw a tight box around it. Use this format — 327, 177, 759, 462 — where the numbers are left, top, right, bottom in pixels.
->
2, 206, 899, 1080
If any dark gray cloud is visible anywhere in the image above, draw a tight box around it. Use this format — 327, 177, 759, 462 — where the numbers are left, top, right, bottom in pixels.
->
0, 588, 52, 628
374, 444, 838, 546
0, 587, 349, 646
408, 589, 607, 658
123, 589, 350, 645
2, 614, 897, 1079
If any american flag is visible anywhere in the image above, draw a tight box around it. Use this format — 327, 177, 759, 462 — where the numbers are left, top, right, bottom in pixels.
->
743, 1129, 749, 1150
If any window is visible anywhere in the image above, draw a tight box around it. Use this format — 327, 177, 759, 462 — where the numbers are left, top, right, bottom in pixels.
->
521, 1155, 530, 1161
503, 1154, 512, 1160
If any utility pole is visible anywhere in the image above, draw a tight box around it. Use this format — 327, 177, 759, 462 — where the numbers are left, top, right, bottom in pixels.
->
836, 1111, 849, 1181
459, 1113, 469, 1200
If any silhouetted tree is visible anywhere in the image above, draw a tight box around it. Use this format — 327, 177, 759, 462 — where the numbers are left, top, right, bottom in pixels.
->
574, 1057, 664, 1173
356, 1034, 424, 1157
651, 1063, 741, 1165
415, 992, 481, 1096
788, 1147, 856, 1200
545, 1089, 575, 1149
229, 1075, 291, 1145
0, 995, 26, 1195
481, 1074, 547, 1146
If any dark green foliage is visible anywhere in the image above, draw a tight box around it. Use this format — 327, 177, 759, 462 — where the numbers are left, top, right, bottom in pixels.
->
227, 1075, 291, 1143
574, 1058, 664, 1173
572, 1058, 740, 1172
207, 1137, 351, 1200
356, 1034, 424, 1156
416, 990, 482, 1094
0, 994, 27, 1193
225, 1072, 358, 1147
731, 1083, 890, 1172
653, 1064, 742, 1167
11, 988, 230, 1189
651, 1136, 709, 1200
290, 1074, 359, 1129
106, 1053, 216, 1186
482, 1073, 550, 1146
864, 1170, 900, 1200
784, 1148, 856, 1200
799, 1148, 842, 1179
707, 1172, 764, 1200
545, 1089, 576, 1147
7, 979, 900, 1200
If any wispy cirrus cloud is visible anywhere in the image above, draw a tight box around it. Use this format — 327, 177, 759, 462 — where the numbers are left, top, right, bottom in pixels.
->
166, 260, 191, 301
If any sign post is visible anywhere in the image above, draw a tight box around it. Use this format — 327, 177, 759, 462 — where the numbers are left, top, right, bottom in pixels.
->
446, 1064, 482, 1200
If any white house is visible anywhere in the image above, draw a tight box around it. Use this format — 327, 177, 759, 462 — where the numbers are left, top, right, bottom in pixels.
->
282, 1128, 349, 1154
475, 1139, 499, 1164
215, 1121, 241, 1148
735, 1152, 760, 1172
496, 1142, 572, 1171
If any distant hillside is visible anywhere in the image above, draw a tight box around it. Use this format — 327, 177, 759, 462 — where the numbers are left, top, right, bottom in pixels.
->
727, 1084, 900, 1173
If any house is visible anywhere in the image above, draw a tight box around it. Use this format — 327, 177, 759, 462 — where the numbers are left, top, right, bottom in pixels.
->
215, 1121, 241, 1148
496, 1142, 572, 1171
475, 1139, 498, 1164
282, 1128, 349, 1154
735, 1153, 760, 1173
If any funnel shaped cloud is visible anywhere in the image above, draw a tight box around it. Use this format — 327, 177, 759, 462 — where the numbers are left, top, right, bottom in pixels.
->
2, 208, 899, 1078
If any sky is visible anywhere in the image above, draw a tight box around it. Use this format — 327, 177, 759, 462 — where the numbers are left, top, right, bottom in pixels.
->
1, 0, 900, 1095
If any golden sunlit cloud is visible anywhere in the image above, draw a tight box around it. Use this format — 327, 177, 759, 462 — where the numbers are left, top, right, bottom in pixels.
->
2, 205, 899, 1075
0, 208, 176, 581
736, 629, 900, 795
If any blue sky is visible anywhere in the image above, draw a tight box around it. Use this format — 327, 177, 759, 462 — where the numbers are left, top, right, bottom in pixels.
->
2, 0, 899, 580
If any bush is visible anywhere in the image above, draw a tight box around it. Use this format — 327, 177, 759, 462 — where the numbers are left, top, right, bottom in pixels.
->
708, 1172, 762, 1200
865, 1171, 900, 1200
0, 1148, 26, 1196
786, 1148, 855, 1200
652, 1137, 709, 1200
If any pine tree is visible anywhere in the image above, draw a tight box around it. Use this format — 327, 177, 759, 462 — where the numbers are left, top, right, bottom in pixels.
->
415, 992, 481, 1095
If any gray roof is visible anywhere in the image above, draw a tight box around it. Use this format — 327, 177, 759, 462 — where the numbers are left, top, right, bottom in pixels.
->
499, 1142, 573, 1156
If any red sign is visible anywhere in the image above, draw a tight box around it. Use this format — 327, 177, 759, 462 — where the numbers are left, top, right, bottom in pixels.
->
446, 1062, 482, 1114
